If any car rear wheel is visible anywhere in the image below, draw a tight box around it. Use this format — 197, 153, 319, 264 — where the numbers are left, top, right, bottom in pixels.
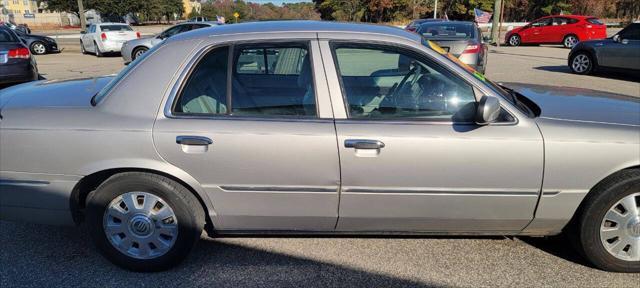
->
132, 47, 148, 61
563, 35, 579, 48
569, 52, 594, 74
86, 172, 205, 272
94, 41, 103, 57
572, 169, 640, 272
508, 34, 521, 46
30, 41, 47, 55
80, 40, 87, 54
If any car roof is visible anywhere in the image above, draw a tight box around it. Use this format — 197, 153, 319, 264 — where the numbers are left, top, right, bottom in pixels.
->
419, 20, 476, 25
170, 20, 420, 42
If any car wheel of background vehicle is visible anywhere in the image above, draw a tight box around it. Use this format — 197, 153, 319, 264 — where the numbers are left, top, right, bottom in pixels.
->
85, 172, 205, 272
569, 52, 594, 75
94, 41, 103, 57
508, 34, 521, 46
563, 35, 579, 48
30, 41, 47, 55
132, 47, 148, 61
80, 40, 88, 54
572, 169, 640, 273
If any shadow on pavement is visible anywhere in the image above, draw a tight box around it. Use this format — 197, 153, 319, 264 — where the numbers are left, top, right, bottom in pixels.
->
518, 234, 595, 269
534, 65, 640, 83
489, 49, 568, 61
0, 221, 437, 288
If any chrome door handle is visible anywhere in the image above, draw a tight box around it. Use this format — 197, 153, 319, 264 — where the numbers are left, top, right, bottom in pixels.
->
344, 139, 385, 149
176, 136, 212, 146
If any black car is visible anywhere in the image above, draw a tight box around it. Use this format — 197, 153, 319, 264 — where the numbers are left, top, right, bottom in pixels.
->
0, 26, 39, 86
11, 27, 60, 55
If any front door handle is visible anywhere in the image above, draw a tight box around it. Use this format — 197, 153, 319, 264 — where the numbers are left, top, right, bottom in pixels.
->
176, 136, 212, 146
344, 139, 385, 150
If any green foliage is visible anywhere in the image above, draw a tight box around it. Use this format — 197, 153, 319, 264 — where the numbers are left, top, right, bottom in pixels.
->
45, 0, 183, 21
200, 0, 320, 23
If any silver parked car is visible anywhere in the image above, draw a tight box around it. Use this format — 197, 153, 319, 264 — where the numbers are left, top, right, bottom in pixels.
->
80, 23, 140, 57
415, 21, 488, 73
569, 23, 640, 74
1, 21, 639, 272
121, 22, 218, 64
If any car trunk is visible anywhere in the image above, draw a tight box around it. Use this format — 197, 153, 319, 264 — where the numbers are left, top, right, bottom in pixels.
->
426, 39, 472, 57
104, 30, 137, 43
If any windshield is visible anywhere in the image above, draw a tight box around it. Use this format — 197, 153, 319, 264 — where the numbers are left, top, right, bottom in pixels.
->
92, 42, 163, 105
100, 25, 133, 32
418, 23, 475, 39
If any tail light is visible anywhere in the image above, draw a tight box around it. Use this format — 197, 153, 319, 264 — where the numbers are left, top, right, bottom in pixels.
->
8, 47, 30, 59
136, 32, 141, 38
101, 33, 107, 41
462, 44, 480, 54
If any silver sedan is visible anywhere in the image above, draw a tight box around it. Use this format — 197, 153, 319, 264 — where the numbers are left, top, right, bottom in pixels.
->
1, 21, 639, 273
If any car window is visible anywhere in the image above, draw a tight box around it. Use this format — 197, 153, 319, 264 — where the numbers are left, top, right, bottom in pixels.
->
0, 29, 17, 42
89, 25, 95, 33
100, 25, 133, 32
553, 17, 569, 25
162, 25, 188, 38
618, 24, 640, 40
232, 44, 315, 116
418, 23, 475, 39
586, 18, 605, 25
332, 44, 476, 122
174, 47, 229, 114
532, 18, 552, 27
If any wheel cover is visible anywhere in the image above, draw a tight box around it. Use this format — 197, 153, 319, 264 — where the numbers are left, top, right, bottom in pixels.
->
134, 49, 146, 58
103, 192, 179, 259
600, 192, 640, 261
572, 54, 590, 73
509, 35, 520, 46
33, 43, 46, 54
565, 36, 578, 47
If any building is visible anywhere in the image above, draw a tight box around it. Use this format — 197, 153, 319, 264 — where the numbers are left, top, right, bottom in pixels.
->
1, 0, 38, 16
183, 0, 201, 19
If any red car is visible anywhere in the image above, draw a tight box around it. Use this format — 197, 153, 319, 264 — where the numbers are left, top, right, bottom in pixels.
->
505, 15, 607, 48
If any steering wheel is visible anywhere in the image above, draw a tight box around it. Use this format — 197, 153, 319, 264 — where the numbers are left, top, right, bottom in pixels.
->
388, 64, 422, 100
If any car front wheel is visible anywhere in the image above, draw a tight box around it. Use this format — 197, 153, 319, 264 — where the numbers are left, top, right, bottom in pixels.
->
572, 169, 640, 273
508, 34, 521, 46
569, 52, 594, 75
86, 172, 205, 271
132, 47, 148, 61
30, 41, 47, 55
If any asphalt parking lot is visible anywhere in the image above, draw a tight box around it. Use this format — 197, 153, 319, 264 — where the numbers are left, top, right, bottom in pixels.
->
1, 42, 639, 287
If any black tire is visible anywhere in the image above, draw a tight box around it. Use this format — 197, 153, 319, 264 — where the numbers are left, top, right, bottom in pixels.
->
94, 41, 103, 57
30, 41, 47, 55
131, 47, 148, 61
86, 172, 205, 272
508, 34, 521, 46
569, 51, 595, 75
570, 169, 640, 273
80, 40, 87, 54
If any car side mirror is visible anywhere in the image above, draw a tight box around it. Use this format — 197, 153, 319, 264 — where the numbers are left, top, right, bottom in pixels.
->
482, 35, 490, 42
157, 34, 165, 40
475, 96, 501, 125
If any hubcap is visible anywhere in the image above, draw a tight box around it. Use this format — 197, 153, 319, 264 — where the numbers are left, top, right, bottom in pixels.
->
572, 54, 590, 73
34, 43, 45, 54
510, 36, 519, 46
565, 36, 578, 47
103, 192, 178, 259
134, 49, 146, 58
600, 192, 640, 261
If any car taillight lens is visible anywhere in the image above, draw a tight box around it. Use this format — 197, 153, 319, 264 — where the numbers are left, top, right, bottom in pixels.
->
101, 33, 107, 41
462, 44, 480, 54
136, 32, 141, 38
8, 47, 30, 59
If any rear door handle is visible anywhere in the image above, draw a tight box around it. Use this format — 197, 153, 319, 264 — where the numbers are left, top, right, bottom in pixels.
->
344, 139, 385, 150
176, 136, 212, 146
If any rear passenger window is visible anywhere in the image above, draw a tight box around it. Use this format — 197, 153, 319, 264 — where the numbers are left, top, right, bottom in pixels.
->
174, 43, 316, 117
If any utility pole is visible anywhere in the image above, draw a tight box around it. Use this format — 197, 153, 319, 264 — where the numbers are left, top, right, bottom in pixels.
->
490, 0, 502, 46
433, 0, 438, 19
77, 0, 86, 32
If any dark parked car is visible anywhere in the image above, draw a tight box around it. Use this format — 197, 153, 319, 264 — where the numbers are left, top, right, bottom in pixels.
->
0, 26, 38, 86
568, 23, 640, 75
10, 27, 60, 55
416, 21, 488, 73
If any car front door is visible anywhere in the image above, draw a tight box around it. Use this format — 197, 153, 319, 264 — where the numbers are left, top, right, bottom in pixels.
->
153, 39, 340, 231
322, 41, 544, 232
599, 24, 640, 70
531, 17, 553, 43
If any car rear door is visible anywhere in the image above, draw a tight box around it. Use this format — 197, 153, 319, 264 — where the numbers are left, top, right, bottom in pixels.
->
153, 39, 340, 231
320, 40, 543, 233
